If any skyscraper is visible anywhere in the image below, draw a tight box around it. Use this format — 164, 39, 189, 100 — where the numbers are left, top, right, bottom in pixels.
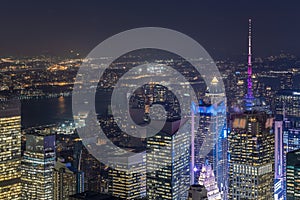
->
0, 101, 22, 200
191, 77, 227, 198
54, 160, 81, 200
279, 72, 293, 90
274, 121, 284, 200
21, 129, 56, 200
228, 111, 274, 199
275, 90, 300, 119
274, 89, 300, 199
228, 19, 275, 199
108, 154, 146, 199
275, 121, 284, 180
286, 149, 300, 200
146, 119, 190, 199
198, 163, 221, 200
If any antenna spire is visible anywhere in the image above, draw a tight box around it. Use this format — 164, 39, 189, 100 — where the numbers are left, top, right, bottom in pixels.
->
247, 19, 253, 98
245, 19, 254, 110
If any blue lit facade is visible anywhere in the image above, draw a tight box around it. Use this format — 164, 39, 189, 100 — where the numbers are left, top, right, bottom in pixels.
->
21, 131, 56, 200
275, 121, 285, 200
191, 97, 227, 198
286, 149, 300, 199
274, 90, 300, 200
275, 178, 284, 200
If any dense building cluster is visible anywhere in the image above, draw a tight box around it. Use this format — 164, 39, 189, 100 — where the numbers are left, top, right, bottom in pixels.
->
2, 19, 300, 200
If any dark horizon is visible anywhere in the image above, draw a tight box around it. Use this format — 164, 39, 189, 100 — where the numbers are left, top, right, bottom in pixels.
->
1, 1, 300, 59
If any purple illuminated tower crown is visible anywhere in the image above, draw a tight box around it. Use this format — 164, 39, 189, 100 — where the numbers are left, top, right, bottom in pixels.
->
245, 19, 254, 109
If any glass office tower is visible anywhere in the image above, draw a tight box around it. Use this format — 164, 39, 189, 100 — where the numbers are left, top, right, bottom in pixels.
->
274, 89, 300, 199
0, 101, 22, 200
54, 160, 81, 200
228, 111, 274, 199
146, 119, 190, 199
108, 154, 146, 199
191, 77, 227, 198
286, 149, 300, 200
21, 129, 56, 200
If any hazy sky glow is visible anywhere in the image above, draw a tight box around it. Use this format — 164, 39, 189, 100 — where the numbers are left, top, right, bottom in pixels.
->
1, 0, 300, 58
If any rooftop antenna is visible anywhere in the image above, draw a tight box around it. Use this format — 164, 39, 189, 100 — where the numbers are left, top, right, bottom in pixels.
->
245, 19, 254, 110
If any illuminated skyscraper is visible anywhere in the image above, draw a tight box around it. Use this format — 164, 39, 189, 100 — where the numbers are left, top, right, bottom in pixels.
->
235, 73, 246, 110
146, 119, 190, 199
0, 101, 22, 200
21, 129, 56, 200
198, 164, 221, 200
54, 160, 82, 200
228, 19, 275, 199
72, 140, 85, 194
286, 149, 300, 200
228, 111, 274, 199
191, 77, 227, 198
274, 90, 300, 199
275, 90, 300, 119
274, 121, 284, 200
274, 119, 300, 199
279, 72, 293, 90
108, 154, 146, 199
275, 121, 284, 180
274, 178, 285, 200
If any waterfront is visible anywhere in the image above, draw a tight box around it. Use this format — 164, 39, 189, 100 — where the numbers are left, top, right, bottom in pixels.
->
21, 91, 111, 128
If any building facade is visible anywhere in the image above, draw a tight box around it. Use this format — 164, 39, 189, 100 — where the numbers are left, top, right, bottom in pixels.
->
191, 77, 227, 199
274, 121, 285, 200
146, 119, 190, 199
21, 130, 56, 200
228, 19, 275, 200
0, 101, 22, 199
198, 164, 221, 200
228, 111, 274, 199
54, 160, 81, 200
286, 149, 300, 200
108, 154, 146, 199
274, 89, 300, 199
275, 90, 300, 119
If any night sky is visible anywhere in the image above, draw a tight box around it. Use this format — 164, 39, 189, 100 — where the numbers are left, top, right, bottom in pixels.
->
1, 0, 300, 58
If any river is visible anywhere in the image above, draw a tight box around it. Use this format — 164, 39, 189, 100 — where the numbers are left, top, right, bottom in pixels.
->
21, 91, 111, 128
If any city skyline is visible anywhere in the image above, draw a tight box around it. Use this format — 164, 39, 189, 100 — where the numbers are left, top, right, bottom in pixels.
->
1, 2, 300, 199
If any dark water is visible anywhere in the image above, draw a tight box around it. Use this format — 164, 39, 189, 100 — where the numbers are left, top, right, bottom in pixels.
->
21, 97, 73, 128
21, 91, 112, 128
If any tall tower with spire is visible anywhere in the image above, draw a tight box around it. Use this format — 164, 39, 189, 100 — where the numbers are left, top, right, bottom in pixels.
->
228, 19, 275, 199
